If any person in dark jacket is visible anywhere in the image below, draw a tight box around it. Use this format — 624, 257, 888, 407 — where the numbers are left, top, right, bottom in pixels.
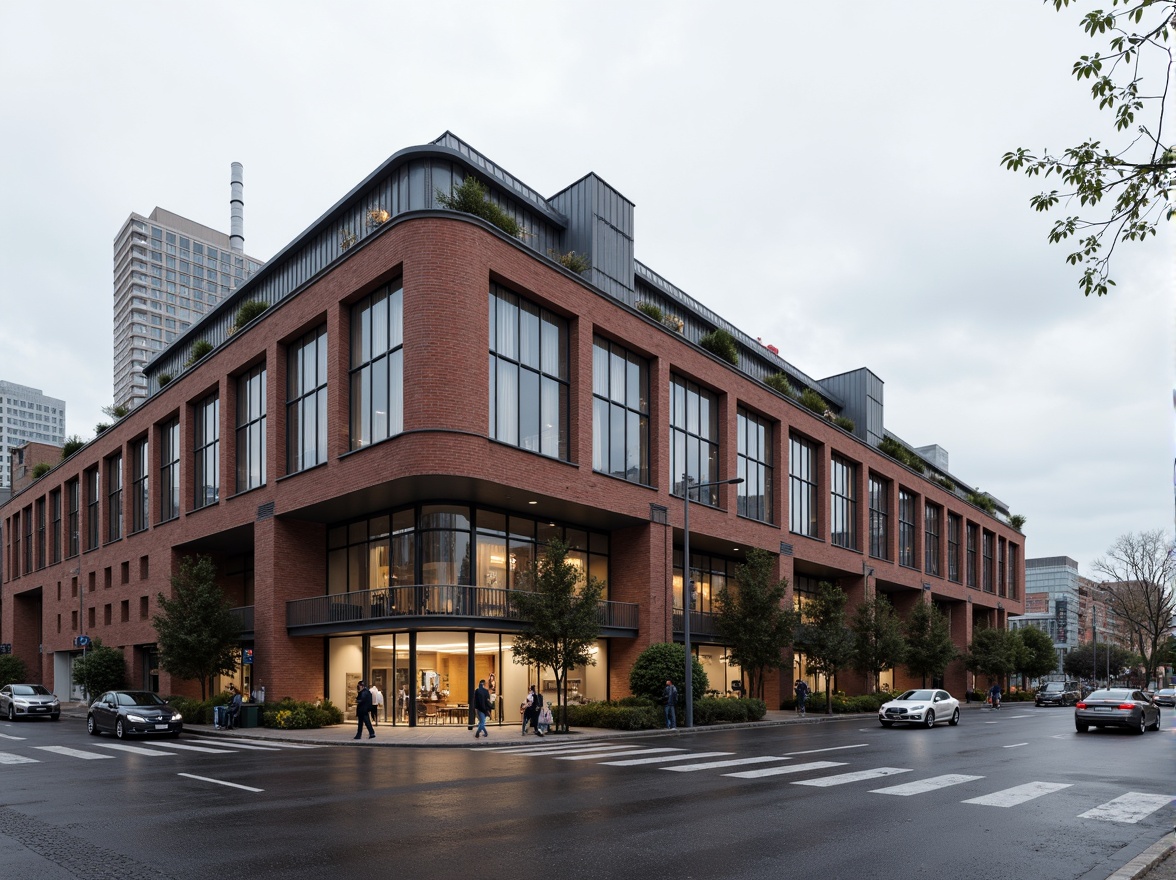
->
354, 680, 375, 739
226, 685, 243, 730
473, 679, 492, 739
663, 680, 679, 729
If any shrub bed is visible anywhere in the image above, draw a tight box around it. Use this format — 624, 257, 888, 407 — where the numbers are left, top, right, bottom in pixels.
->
261, 698, 343, 730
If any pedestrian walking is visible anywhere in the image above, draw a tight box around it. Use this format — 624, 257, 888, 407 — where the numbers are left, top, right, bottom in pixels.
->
795, 679, 810, 716
988, 681, 1002, 710
473, 678, 492, 739
663, 679, 679, 729
369, 683, 384, 726
521, 685, 539, 735
354, 680, 375, 739
530, 687, 545, 736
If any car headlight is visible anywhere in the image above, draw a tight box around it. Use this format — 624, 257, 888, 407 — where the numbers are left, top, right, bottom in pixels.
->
126, 713, 147, 723
171, 712, 182, 722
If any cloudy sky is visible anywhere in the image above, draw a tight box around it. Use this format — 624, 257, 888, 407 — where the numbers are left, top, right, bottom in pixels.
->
1, 2, 1171, 577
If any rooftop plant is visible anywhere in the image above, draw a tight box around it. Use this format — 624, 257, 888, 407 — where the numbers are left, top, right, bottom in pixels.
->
436, 176, 523, 238
765, 373, 797, 398
185, 339, 214, 367
32, 462, 51, 479
1008, 514, 1027, 531
832, 415, 855, 432
636, 301, 663, 321
967, 491, 996, 515
699, 329, 738, 365
548, 249, 591, 274
798, 388, 827, 415
878, 436, 927, 474
101, 403, 129, 420
61, 436, 84, 459
158, 372, 173, 387
231, 300, 269, 333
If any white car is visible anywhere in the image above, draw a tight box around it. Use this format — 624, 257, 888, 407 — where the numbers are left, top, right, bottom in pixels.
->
0, 684, 61, 722
879, 688, 960, 728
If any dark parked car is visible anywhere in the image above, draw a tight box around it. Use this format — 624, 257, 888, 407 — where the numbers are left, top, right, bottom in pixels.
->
86, 691, 183, 739
1153, 688, 1176, 708
1074, 688, 1160, 734
0, 684, 60, 721
1035, 681, 1081, 707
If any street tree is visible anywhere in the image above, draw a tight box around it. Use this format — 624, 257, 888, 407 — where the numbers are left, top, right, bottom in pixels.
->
153, 555, 240, 700
903, 601, 957, 687
71, 639, 127, 701
1003, 0, 1175, 297
0, 655, 28, 688
715, 548, 797, 701
1091, 529, 1176, 685
628, 642, 708, 706
793, 582, 855, 714
849, 594, 907, 693
510, 538, 604, 733
965, 627, 1021, 689
1063, 640, 1140, 681
1015, 625, 1063, 687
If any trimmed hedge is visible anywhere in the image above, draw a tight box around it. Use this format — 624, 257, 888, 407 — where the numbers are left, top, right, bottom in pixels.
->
780, 691, 892, 713
262, 698, 343, 729
563, 697, 766, 730
165, 692, 232, 726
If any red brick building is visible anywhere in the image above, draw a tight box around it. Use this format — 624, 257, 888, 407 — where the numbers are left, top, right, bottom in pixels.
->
1, 133, 1024, 719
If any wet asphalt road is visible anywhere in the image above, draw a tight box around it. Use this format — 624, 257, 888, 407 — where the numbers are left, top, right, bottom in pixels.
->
0, 705, 1171, 880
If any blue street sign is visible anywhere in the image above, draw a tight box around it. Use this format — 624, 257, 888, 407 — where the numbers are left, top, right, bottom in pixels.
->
242, 648, 253, 665
74, 635, 91, 648
0, 644, 11, 655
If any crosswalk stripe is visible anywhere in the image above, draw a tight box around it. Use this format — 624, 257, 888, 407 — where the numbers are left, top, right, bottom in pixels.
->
665, 756, 792, 772
34, 746, 112, 760
0, 752, 38, 764
556, 748, 684, 761
0, 734, 27, 741
794, 767, 911, 787
182, 738, 283, 751
91, 743, 176, 756
185, 736, 319, 750
724, 760, 845, 779
154, 742, 239, 754
489, 744, 637, 756
785, 744, 869, 756
1079, 793, 1172, 824
963, 781, 1071, 807
598, 752, 733, 767
871, 774, 984, 796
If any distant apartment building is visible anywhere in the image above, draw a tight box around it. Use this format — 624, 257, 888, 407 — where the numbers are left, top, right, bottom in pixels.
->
1012, 556, 1125, 673
113, 164, 263, 411
0, 381, 65, 490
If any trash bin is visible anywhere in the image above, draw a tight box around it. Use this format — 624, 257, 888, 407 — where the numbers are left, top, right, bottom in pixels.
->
240, 703, 260, 728
213, 705, 228, 729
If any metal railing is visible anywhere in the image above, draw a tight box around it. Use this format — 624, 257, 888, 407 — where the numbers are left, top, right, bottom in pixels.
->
229, 605, 254, 634
671, 609, 722, 639
286, 585, 638, 633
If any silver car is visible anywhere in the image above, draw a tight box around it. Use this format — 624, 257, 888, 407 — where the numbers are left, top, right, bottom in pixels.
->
1074, 688, 1160, 734
879, 688, 961, 728
0, 684, 61, 721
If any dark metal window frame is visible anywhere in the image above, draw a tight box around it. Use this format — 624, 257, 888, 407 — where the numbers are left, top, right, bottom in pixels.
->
592, 336, 650, 486
737, 407, 774, 524
236, 364, 267, 492
830, 455, 857, 549
349, 281, 404, 451
286, 325, 328, 473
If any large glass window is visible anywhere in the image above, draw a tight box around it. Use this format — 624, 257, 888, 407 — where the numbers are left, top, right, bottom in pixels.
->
982, 530, 994, 592
671, 376, 720, 504
287, 325, 327, 473
236, 365, 267, 492
947, 512, 962, 583
131, 438, 148, 533
830, 455, 857, 549
67, 479, 79, 558
966, 523, 979, 588
85, 468, 100, 551
106, 454, 123, 542
737, 408, 773, 523
592, 337, 649, 484
350, 282, 403, 450
36, 498, 45, 570
924, 502, 940, 576
869, 475, 889, 560
997, 538, 1006, 597
194, 395, 220, 509
673, 548, 734, 614
789, 435, 818, 537
50, 488, 61, 564
160, 418, 180, 522
898, 488, 916, 567
488, 284, 568, 459
22, 508, 32, 573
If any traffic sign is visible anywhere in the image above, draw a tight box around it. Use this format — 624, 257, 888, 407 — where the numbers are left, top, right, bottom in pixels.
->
74, 635, 91, 648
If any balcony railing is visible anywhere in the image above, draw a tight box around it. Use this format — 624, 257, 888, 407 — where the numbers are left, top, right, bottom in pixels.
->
229, 605, 254, 634
286, 585, 638, 635
672, 609, 723, 640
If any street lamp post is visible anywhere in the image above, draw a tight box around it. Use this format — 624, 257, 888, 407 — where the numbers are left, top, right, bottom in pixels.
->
682, 474, 743, 728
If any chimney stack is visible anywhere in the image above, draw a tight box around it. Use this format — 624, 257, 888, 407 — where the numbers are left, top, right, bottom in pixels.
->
230, 162, 244, 254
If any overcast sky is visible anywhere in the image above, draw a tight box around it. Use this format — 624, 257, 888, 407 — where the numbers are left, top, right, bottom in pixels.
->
1, 1, 1171, 578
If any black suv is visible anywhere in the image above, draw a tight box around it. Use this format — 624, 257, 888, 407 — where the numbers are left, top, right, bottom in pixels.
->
1035, 681, 1080, 707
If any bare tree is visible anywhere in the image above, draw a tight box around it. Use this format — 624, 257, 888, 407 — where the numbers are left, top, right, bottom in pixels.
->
1090, 530, 1176, 686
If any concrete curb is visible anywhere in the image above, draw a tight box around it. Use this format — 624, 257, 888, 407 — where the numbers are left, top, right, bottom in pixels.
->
1105, 834, 1176, 880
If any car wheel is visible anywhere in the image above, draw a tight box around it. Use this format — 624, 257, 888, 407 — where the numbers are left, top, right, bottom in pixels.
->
1075, 721, 1089, 733
1034, 701, 1041, 707
50, 714, 60, 722
923, 710, 936, 729
1133, 713, 1146, 735
6, 705, 14, 722
87, 715, 99, 736
115, 719, 126, 740
949, 708, 960, 726
1148, 710, 1160, 732
879, 719, 893, 728
168, 731, 181, 739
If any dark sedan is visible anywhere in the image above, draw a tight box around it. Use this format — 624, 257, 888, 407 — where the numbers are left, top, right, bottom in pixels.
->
1074, 688, 1160, 734
1153, 688, 1176, 708
87, 691, 183, 739
1035, 681, 1081, 707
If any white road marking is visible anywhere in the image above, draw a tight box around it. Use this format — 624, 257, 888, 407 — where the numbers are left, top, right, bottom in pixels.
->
155, 742, 239, 754
1008, 714, 1032, 718
181, 738, 282, 751
0, 734, 27, 741
91, 743, 176, 756
871, 774, 984, 796
489, 744, 637, 756
185, 736, 318, 750
724, 760, 845, 779
963, 781, 1072, 807
784, 744, 869, 756
1079, 793, 1173, 824
794, 767, 911, 787
557, 748, 684, 761
177, 773, 264, 792
599, 752, 733, 766
0, 752, 38, 764
1003, 743, 1029, 749
34, 746, 112, 760
665, 756, 792, 772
